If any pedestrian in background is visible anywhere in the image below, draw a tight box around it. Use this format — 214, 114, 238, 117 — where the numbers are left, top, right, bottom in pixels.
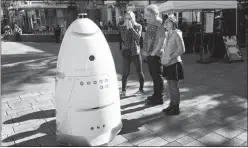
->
54, 24, 61, 43
13, 23, 22, 42
119, 11, 145, 97
241, 14, 248, 44
161, 14, 185, 115
142, 4, 166, 105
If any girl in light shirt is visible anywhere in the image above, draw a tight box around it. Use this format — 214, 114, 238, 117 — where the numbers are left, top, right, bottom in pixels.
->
161, 14, 185, 115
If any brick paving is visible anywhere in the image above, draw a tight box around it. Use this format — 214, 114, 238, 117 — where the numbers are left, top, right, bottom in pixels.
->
1, 42, 247, 146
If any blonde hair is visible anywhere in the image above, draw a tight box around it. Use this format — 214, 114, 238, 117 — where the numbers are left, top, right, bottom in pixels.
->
146, 4, 159, 16
126, 11, 136, 22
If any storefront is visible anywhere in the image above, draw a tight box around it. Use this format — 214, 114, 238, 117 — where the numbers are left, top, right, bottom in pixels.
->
8, 1, 78, 33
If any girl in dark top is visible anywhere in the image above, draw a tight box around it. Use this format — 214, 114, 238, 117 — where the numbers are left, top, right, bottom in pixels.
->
119, 11, 145, 97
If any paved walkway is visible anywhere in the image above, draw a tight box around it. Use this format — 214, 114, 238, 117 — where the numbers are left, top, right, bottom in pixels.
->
1, 42, 247, 146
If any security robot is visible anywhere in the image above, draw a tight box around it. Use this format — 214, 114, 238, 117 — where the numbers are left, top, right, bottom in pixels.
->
55, 14, 122, 146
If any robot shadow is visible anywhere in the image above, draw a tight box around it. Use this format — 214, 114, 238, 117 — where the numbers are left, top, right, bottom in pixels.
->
3, 109, 56, 146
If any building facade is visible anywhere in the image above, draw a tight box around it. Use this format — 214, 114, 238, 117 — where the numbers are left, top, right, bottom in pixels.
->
7, 1, 78, 33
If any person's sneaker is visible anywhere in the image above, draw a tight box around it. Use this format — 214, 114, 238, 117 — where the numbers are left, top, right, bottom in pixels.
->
162, 103, 173, 113
120, 91, 126, 97
134, 90, 145, 96
165, 105, 180, 115
146, 100, 164, 105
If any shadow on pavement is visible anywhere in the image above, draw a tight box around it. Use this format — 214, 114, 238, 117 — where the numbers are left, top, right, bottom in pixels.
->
1, 42, 247, 146
2, 42, 59, 96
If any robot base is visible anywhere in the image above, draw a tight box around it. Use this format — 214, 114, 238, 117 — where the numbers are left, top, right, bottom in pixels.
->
56, 122, 122, 146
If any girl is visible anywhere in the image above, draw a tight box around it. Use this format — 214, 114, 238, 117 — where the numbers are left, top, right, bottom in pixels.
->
161, 14, 185, 115
119, 11, 145, 97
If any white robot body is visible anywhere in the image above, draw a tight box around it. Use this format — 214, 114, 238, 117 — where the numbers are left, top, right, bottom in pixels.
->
55, 17, 122, 146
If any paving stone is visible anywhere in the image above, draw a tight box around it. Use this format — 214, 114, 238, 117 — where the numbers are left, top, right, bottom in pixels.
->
163, 141, 183, 146
2, 123, 20, 130
176, 135, 195, 145
142, 107, 163, 117
232, 118, 247, 130
2, 114, 18, 123
2, 134, 8, 140
123, 113, 145, 120
1, 140, 15, 147
143, 119, 169, 132
1, 103, 10, 109
2, 96, 21, 103
32, 99, 54, 106
116, 141, 133, 146
15, 139, 41, 147
187, 129, 208, 140
39, 105, 55, 111
197, 117, 218, 126
221, 137, 245, 146
138, 137, 168, 146
6, 106, 33, 115
37, 135, 57, 146
32, 100, 54, 109
13, 127, 36, 135
124, 110, 145, 117
9, 104, 33, 110
122, 126, 152, 141
20, 93, 39, 99
173, 117, 197, 127
236, 132, 248, 142
2, 126, 15, 135
215, 125, 246, 139
240, 142, 247, 146
109, 135, 128, 146
17, 108, 41, 116
160, 128, 188, 143
35, 94, 54, 102
13, 121, 43, 132
198, 132, 229, 146
20, 95, 37, 102
199, 122, 226, 134
185, 140, 205, 146
1, 109, 8, 116
128, 133, 156, 146
181, 122, 204, 133
35, 127, 54, 136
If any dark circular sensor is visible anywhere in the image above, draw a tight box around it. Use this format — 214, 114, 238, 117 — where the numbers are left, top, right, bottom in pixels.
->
89, 55, 95, 61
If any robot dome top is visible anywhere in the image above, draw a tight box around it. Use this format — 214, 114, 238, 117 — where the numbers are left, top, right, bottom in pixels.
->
70, 16, 100, 35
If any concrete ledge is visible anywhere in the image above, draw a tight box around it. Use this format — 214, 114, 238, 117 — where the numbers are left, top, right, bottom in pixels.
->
8, 33, 121, 43
9, 34, 56, 42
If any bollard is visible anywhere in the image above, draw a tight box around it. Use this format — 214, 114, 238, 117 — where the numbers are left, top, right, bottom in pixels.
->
55, 14, 122, 146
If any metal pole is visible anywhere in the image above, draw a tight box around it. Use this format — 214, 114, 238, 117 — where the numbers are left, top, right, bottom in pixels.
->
246, 28, 248, 47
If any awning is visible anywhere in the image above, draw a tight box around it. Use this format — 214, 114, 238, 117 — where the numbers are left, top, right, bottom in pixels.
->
158, 1, 237, 13
8, 2, 78, 10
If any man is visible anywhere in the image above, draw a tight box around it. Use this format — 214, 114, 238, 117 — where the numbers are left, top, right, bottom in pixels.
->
13, 23, 22, 42
54, 24, 61, 43
143, 4, 166, 105
241, 14, 248, 44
